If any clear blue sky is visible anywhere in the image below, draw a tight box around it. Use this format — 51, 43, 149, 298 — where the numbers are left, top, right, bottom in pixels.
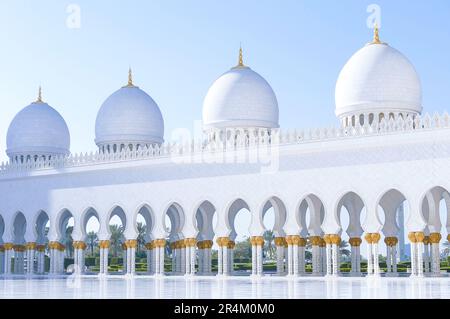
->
1, 0, 450, 162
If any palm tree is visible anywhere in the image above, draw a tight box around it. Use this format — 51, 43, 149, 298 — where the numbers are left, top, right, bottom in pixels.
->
86, 231, 98, 256
64, 226, 74, 258
136, 222, 146, 254
263, 230, 275, 260
109, 224, 124, 257
339, 240, 351, 261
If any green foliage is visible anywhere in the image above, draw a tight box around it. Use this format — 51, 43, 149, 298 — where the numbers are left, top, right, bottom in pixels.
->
86, 231, 98, 257
85, 257, 96, 266
64, 258, 74, 268
234, 237, 251, 259
109, 224, 124, 257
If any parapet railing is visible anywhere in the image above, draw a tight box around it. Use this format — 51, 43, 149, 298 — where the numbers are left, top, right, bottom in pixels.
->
1, 112, 449, 174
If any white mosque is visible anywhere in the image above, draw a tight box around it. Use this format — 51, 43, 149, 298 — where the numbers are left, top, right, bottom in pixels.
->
0, 26, 449, 279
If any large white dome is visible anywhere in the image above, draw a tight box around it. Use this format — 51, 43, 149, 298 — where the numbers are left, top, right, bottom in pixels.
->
203, 52, 279, 130
335, 36, 422, 120
95, 81, 164, 148
6, 95, 70, 160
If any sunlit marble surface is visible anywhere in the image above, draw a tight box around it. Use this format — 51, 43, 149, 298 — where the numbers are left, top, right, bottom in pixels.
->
0, 275, 449, 299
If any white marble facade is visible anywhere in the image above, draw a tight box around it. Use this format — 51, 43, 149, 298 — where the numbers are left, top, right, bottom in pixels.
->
0, 28, 449, 279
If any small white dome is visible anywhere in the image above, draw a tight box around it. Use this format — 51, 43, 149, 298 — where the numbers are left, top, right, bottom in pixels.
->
95, 84, 164, 147
335, 41, 422, 118
203, 60, 279, 130
6, 99, 70, 159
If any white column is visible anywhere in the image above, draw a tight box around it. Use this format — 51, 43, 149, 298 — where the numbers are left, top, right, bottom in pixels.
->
103, 247, 109, 274
287, 244, 293, 276
386, 245, 392, 273
299, 245, 305, 275
321, 245, 327, 275
5, 246, 13, 275
292, 244, 299, 276
256, 245, 263, 276
180, 246, 186, 274
159, 244, 165, 275
197, 248, 203, 274
190, 246, 196, 275
155, 246, 160, 275
311, 245, 320, 275
175, 248, 181, 273
206, 247, 212, 274
325, 243, 332, 276
185, 241, 191, 275
222, 246, 229, 276
417, 241, 424, 277
373, 242, 380, 276
410, 242, 417, 276
276, 245, 284, 275
99, 248, 104, 274
251, 244, 257, 276
431, 243, 440, 275
0, 250, 4, 274
218, 246, 223, 275
429, 233, 441, 276
27, 248, 35, 275
366, 243, 373, 275
332, 244, 339, 275
423, 242, 430, 273
128, 243, 136, 275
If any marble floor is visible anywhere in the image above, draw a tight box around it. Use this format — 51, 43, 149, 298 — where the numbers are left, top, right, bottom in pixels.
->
0, 275, 449, 299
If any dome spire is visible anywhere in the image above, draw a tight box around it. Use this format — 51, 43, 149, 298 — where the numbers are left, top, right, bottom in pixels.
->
35, 86, 43, 103
238, 45, 244, 67
371, 23, 382, 44
127, 67, 134, 87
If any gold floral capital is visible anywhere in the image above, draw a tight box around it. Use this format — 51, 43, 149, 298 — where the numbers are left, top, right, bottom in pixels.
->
251, 236, 264, 246
274, 237, 286, 247
216, 237, 230, 247
429, 233, 442, 244
309, 236, 321, 246
99, 240, 110, 249
364, 233, 373, 244
14, 245, 26, 252
25, 242, 37, 250
384, 237, 398, 247
3, 243, 14, 250
125, 240, 138, 249
349, 237, 362, 247
184, 238, 196, 247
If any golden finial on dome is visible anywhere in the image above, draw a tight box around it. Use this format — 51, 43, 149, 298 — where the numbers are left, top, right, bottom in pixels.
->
127, 67, 134, 87
237, 45, 245, 67
36, 86, 43, 103
372, 23, 382, 44
238, 46, 244, 66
